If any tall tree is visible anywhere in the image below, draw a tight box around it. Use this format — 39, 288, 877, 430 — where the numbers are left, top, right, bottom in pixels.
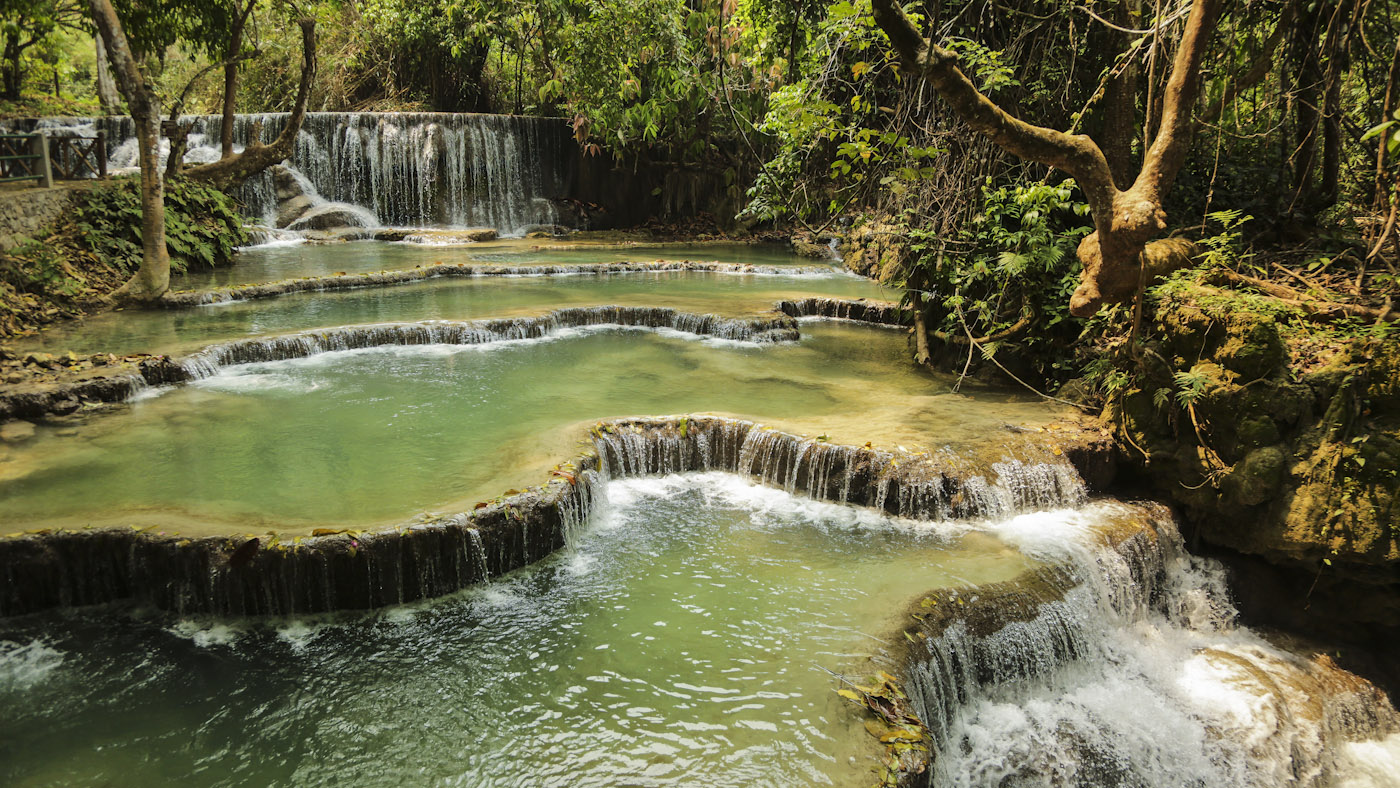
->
870, 0, 1223, 317
85, 0, 170, 302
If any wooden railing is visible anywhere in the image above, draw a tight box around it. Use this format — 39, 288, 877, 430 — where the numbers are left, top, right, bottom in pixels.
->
49, 132, 107, 180
0, 132, 108, 186
0, 134, 51, 187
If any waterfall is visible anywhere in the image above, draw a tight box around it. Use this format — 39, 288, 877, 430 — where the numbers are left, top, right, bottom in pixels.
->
776, 297, 903, 326
173, 307, 799, 379
0, 416, 1098, 617
887, 503, 1400, 787
591, 417, 1087, 520
93, 112, 576, 233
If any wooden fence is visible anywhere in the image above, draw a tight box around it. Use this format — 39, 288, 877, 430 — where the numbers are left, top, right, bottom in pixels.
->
0, 132, 108, 187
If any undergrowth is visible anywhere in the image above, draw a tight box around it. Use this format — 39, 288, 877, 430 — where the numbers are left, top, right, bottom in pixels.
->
0, 176, 246, 338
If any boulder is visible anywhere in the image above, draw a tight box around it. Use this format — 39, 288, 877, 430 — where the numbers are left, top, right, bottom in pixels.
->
275, 195, 315, 229
286, 203, 377, 233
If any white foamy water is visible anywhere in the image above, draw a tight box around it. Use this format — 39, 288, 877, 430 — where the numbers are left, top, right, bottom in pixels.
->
0, 640, 63, 692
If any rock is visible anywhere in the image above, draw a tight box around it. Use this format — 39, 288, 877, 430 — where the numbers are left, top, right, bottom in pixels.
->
372, 228, 411, 242
0, 421, 36, 443
1221, 445, 1286, 507
272, 164, 307, 202
521, 224, 569, 238
275, 194, 315, 229
792, 240, 833, 259
286, 203, 377, 232
379, 228, 499, 244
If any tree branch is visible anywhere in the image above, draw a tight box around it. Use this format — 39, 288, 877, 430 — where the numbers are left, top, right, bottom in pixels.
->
185, 17, 316, 192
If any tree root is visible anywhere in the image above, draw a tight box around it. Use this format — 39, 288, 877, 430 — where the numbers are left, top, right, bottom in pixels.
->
1208, 269, 1398, 322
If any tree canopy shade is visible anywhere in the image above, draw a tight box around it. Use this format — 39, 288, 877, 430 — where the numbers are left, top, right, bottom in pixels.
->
870, 0, 1219, 317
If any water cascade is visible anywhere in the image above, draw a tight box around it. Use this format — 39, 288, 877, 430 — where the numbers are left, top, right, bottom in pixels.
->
882, 504, 1400, 786
776, 297, 903, 325
45, 113, 578, 232
0, 416, 1100, 617
166, 261, 846, 307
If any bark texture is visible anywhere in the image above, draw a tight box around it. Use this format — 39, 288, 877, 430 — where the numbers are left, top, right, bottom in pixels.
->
86, 0, 170, 301
870, 0, 1222, 317
186, 18, 316, 192
94, 35, 121, 115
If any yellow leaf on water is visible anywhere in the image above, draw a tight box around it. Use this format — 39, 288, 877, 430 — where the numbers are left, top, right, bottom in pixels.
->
880, 729, 922, 743
837, 689, 864, 702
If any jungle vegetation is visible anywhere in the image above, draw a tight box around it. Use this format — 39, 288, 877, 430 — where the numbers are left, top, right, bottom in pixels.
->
3, 0, 1397, 342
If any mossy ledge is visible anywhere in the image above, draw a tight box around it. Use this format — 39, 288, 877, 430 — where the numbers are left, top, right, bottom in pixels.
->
161, 260, 844, 307
0, 300, 917, 424
0, 415, 1112, 617
0, 305, 803, 423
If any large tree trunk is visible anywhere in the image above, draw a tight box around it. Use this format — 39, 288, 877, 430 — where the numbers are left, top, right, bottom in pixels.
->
870, 0, 1221, 317
94, 35, 121, 114
86, 0, 170, 302
186, 18, 315, 192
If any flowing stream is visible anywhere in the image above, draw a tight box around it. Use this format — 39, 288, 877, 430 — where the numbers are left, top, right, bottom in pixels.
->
0, 474, 1034, 787
1, 119, 1398, 785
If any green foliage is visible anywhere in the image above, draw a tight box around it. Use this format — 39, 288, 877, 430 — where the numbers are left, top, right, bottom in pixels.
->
901, 179, 1092, 376
1172, 365, 1212, 407
1197, 210, 1253, 271
72, 177, 248, 275
1, 234, 86, 297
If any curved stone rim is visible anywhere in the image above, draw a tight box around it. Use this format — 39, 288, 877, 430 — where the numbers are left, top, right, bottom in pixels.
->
162, 260, 859, 307
0, 414, 1113, 618
0, 298, 901, 424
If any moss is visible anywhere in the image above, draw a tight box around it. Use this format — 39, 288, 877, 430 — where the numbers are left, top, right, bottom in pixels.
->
1221, 445, 1287, 507
1235, 416, 1281, 450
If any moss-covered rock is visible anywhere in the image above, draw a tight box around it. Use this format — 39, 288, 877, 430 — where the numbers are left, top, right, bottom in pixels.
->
839, 220, 909, 283
1109, 281, 1400, 632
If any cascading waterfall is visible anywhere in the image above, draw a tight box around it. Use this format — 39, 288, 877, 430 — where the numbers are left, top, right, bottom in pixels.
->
0, 416, 1094, 617
85, 112, 575, 232
776, 297, 903, 326
174, 307, 799, 379
890, 503, 1400, 787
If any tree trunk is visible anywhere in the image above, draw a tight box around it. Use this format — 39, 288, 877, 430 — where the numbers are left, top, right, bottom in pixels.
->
1290, 8, 1322, 212
870, 0, 1221, 317
95, 36, 121, 114
186, 18, 316, 192
2, 39, 22, 100
86, 0, 170, 302
220, 0, 258, 159
1100, 0, 1140, 189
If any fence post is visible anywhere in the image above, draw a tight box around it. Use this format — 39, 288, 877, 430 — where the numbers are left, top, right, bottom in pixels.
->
96, 131, 107, 177
31, 133, 53, 188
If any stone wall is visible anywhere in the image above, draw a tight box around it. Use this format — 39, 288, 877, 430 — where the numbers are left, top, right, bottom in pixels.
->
0, 185, 77, 251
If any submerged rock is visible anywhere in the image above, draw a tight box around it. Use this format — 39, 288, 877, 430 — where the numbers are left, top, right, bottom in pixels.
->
0, 421, 35, 442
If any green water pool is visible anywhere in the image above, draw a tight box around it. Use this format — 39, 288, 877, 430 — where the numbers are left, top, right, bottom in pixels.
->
0, 323, 1061, 536
19, 268, 891, 358
0, 473, 1034, 787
